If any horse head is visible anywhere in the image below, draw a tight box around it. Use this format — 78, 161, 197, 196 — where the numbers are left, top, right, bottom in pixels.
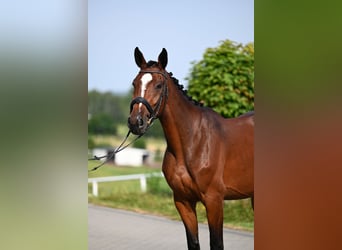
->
128, 47, 169, 135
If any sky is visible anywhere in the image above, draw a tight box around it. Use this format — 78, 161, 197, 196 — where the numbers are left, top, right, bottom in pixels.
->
88, 0, 254, 94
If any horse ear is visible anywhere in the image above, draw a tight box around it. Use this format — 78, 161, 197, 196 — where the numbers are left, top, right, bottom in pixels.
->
134, 47, 146, 68
158, 48, 168, 69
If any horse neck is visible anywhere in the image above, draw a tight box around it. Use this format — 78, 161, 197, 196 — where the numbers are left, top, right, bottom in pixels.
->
158, 80, 201, 154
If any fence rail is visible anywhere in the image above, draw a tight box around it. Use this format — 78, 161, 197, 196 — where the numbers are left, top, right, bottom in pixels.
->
88, 172, 164, 197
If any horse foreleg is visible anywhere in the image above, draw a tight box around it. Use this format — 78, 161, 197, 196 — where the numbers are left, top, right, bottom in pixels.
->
204, 197, 224, 250
174, 196, 200, 250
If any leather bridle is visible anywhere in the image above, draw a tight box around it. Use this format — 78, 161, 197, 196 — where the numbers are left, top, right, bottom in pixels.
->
89, 70, 169, 172
130, 70, 169, 126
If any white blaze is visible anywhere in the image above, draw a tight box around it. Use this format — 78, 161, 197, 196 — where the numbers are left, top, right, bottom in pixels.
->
139, 73, 152, 111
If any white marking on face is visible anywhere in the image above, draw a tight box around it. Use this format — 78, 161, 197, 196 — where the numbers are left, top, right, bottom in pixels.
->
139, 73, 152, 111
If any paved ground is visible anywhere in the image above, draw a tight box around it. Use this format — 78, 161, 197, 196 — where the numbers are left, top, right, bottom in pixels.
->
89, 204, 254, 250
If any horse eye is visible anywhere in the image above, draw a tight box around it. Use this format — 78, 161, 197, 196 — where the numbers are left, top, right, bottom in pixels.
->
155, 83, 162, 89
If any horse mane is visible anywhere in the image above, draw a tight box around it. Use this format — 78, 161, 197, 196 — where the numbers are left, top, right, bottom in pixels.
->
168, 73, 204, 107
146, 61, 204, 107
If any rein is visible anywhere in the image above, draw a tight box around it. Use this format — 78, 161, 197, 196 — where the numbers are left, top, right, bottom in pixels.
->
88, 130, 143, 172
130, 70, 169, 126
89, 70, 168, 172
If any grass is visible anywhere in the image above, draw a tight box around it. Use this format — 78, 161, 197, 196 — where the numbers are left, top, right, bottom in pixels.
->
88, 162, 254, 231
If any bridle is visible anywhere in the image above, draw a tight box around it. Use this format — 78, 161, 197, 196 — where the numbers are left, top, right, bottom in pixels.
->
130, 69, 169, 126
89, 69, 169, 172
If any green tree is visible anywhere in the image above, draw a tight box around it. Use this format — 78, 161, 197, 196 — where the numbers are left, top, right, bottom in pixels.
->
88, 90, 131, 127
88, 90, 165, 138
88, 113, 117, 135
187, 40, 254, 118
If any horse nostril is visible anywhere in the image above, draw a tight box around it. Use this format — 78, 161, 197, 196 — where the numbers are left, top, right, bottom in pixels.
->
138, 116, 144, 127
137, 115, 144, 128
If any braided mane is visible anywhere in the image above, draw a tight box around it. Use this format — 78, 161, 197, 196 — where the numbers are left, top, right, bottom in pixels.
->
146, 61, 203, 107
168, 73, 204, 107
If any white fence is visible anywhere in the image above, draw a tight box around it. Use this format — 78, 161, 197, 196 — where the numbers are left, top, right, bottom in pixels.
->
88, 172, 164, 197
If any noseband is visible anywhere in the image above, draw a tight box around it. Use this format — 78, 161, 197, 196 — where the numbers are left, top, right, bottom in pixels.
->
130, 70, 169, 125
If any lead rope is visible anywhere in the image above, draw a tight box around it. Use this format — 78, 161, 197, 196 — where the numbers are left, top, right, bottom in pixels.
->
89, 71, 168, 172
88, 130, 143, 172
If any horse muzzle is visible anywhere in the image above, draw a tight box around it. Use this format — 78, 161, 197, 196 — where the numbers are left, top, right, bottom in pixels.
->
127, 114, 149, 135
128, 97, 155, 135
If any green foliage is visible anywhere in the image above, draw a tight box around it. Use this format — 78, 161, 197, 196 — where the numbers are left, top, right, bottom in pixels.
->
88, 113, 117, 135
223, 200, 254, 228
88, 90, 165, 138
88, 90, 131, 126
132, 137, 147, 149
147, 176, 172, 196
187, 40, 254, 118
88, 136, 95, 149
144, 120, 164, 138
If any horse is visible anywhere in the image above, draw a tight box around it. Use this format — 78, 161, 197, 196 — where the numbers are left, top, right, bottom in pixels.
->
128, 47, 254, 250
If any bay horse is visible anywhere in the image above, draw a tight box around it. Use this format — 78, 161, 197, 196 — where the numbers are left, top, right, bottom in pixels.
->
128, 47, 254, 250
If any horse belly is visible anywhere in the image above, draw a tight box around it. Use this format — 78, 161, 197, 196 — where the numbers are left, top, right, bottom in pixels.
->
224, 186, 252, 200
223, 165, 253, 199
222, 153, 254, 199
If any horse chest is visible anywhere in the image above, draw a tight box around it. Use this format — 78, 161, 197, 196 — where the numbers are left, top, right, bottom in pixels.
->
164, 165, 199, 198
